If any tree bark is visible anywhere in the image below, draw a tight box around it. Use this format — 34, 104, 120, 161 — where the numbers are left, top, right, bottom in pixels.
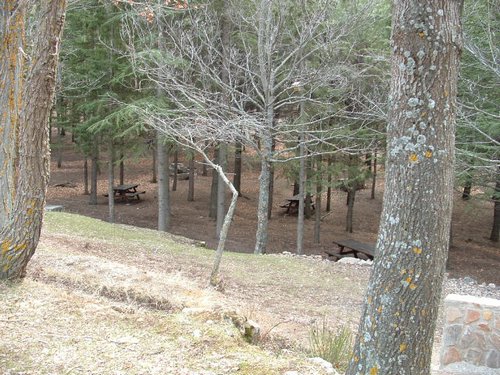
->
89, 137, 99, 205
83, 158, 89, 195
326, 156, 332, 212
347, 1, 463, 373
151, 138, 157, 183
187, 154, 195, 202
314, 158, 322, 244
490, 166, 500, 242
0, 0, 68, 280
233, 142, 243, 197
157, 133, 170, 231
172, 149, 178, 192
216, 144, 227, 238
108, 140, 115, 223
119, 151, 124, 185
462, 172, 472, 200
209, 147, 219, 219
371, 150, 377, 199
346, 189, 355, 233
0, 1, 25, 228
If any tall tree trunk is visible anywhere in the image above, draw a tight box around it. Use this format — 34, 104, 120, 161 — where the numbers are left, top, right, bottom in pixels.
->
0, 2, 25, 228
254, 132, 273, 254
314, 158, 322, 244
89, 137, 99, 205
209, 147, 219, 219
371, 150, 377, 199
296, 132, 306, 255
157, 133, 170, 231
0, 0, 68, 280
172, 149, 178, 192
490, 166, 500, 242
108, 140, 115, 223
347, 1, 463, 373
187, 154, 195, 202
326, 156, 332, 212
151, 138, 157, 183
346, 189, 355, 233
57, 127, 64, 168
233, 142, 243, 197
119, 151, 124, 185
83, 158, 89, 195
216, 144, 227, 238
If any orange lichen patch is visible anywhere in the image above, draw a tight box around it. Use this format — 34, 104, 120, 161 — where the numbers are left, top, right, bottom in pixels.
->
370, 367, 379, 375
405, 277, 412, 284
409, 153, 418, 163
400, 343, 408, 353
424, 150, 433, 158
14, 243, 27, 252
412, 246, 423, 255
1, 240, 12, 255
418, 31, 425, 38
409, 283, 417, 290
377, 305, 383, 314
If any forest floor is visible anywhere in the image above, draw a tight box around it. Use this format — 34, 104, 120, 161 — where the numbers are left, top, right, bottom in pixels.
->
46, 136, 500, 284
1, 213, 499, 374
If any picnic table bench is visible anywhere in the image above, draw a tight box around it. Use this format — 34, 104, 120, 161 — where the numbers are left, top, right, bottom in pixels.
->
325, 239, 375, 261
104, 184, 145, 203
280, 194, 315, 214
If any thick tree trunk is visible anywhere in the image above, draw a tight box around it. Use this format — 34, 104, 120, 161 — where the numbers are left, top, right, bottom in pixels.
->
233, 142, 243, 197
57, 127, 64, 168
0, 0, 67, 280
0, 2, 25, 228
490, 166, 500, 242
89, 137, 99, 205
108, 140, 115, 223
347, 1, 463, 374
157, 133, 170, 231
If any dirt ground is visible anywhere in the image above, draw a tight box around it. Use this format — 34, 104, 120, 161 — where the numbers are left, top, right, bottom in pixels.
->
46, 135, 500, 285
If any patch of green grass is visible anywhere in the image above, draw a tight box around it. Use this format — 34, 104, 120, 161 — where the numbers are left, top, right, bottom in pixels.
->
308, 320, 353, 372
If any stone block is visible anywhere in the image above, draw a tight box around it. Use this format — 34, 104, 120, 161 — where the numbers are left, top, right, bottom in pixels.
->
464, 348, 484, 366
45, 205, 64, 212
444, 324, 463, 346
460, 328, 486, 350
465, 309, 481, 324
442, 346, 462, 365
485, 350, 500, 368
446, 307, 463, 323
483, 310, 493, 321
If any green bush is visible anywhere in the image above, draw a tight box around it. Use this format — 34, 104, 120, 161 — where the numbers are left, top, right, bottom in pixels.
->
308, 320, 353, 371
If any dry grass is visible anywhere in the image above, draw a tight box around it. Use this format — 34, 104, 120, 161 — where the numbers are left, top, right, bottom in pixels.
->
0, 212, 370, 374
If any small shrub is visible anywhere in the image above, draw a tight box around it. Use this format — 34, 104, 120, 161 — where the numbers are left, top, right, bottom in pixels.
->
308, 320, 353, 371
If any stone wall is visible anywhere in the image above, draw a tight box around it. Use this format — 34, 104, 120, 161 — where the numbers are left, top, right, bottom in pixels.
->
440, 294, 500, 371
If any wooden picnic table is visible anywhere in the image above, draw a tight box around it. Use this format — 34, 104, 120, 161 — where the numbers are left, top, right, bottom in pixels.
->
325, 239, 375, 261
109, 184, 145, 203
280, 194, 315, 214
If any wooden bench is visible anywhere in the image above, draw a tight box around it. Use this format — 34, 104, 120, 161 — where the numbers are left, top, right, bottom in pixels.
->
325, 239, 375, 261
125, 191, 146, 200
